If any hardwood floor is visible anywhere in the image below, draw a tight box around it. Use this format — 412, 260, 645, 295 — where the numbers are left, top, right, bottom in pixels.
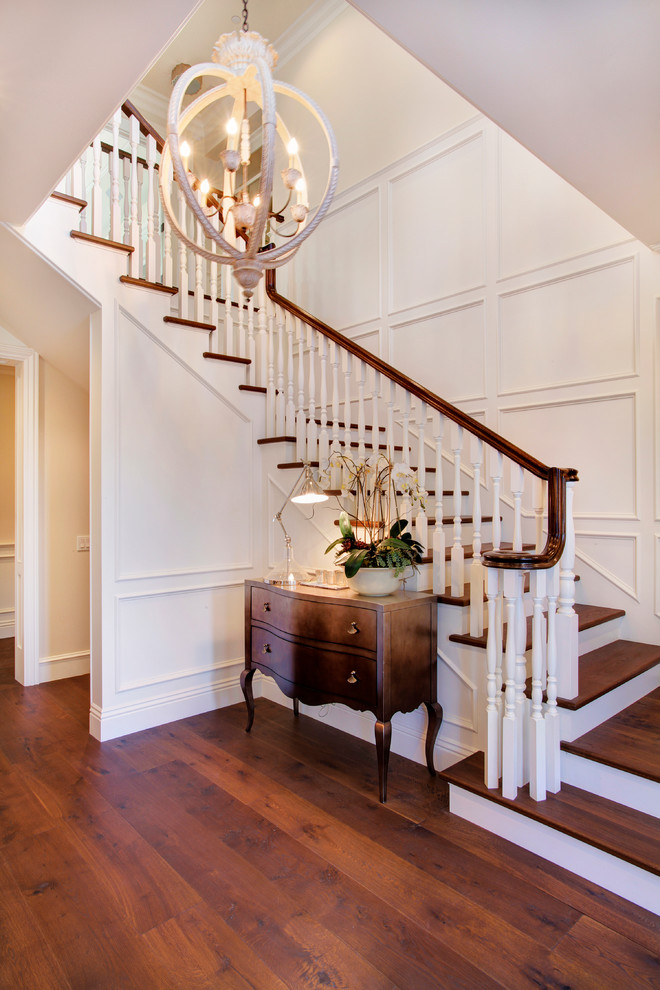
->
0, 647, 659, 988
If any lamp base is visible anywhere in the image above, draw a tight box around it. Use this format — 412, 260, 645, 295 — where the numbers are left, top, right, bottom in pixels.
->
264, 549, 314, 589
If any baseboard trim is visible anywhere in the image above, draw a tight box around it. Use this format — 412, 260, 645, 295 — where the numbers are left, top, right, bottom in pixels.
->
39, 650, 90, 681
259, 676, 473, 771
448, 783, 660, 916
89, 666, 247, 741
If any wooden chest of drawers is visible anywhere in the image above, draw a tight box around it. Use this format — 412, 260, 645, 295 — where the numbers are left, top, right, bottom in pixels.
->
242, 579, 442, 802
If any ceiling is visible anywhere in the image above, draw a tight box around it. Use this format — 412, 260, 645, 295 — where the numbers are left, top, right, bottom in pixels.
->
348, 0, 660, 250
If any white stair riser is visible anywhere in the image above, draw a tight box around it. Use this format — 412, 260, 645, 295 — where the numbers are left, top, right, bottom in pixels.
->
577, 616, 623, 655
559, 665, 660, 742
448, 784, 660, 916
560, 751, 660, 818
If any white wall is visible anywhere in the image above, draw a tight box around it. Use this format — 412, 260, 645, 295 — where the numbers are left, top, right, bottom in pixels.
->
38, 360, 90, 681
0, 365, 15, 638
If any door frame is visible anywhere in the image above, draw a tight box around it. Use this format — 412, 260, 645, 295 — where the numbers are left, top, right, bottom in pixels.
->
0, 342, 39, 685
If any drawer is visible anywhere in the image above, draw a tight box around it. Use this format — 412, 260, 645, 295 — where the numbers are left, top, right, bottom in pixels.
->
251, 586, 377, 650
251, 625, 377, 707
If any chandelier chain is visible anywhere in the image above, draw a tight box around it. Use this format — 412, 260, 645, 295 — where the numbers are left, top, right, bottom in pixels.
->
241, 0, 249, 32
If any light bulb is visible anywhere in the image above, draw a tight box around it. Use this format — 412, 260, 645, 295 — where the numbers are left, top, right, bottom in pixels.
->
226, 118, 238, 136
200, 178, 210, 195
287, 137, 298, 157
253, 195, 261, 208
180, 140, 191, 160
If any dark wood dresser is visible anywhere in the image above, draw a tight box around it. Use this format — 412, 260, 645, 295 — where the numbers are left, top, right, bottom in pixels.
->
242, 579, 441, 802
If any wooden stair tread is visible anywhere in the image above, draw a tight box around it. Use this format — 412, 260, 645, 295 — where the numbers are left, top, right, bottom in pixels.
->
278, 461, 320, 470
561, 687, 660, 783
119, 275, 178, 295
257, 436, 296, 445
441, 752, 660, 876
239, 384, 267, 394
557, 641, 660, 711
334, 515, 495, 528
307, 418, 386, 432
437, 574, 580, 608
70, 230, 134, 253
448, 602, 624, 651
202, 351, 251, 365
165, 315, 214, 331
51, 191, 87, 210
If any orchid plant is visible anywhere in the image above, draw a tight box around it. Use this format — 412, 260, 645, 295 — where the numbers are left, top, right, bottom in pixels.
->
323, 452, 426, 577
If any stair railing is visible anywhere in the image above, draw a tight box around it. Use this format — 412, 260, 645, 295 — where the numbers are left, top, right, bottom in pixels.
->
60, 101, 579, 802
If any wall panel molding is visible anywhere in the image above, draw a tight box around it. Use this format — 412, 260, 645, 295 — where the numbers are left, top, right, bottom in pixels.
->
574, 531, 639, 601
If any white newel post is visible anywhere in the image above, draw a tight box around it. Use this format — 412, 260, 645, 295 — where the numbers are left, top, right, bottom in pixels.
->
529, 569, 547, 801
432, 411, 446, 595
545, 563, 561, 792
485, 565, 501, 789
469, 436, 484, 637
556, 479, 578, 699
450, 423, 464, 597
501, 569, 523, 799
414, 402, 428, 554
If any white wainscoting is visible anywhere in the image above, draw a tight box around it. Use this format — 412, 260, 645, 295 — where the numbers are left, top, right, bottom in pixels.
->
575, 532, 639, 602
498, 258, 637, 395
0, 544, 14, 638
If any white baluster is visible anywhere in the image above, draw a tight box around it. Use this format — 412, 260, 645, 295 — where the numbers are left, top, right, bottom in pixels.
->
129, 115, 139, 274
258, 278, 268, 389
285, 311, 296, 435
178, 184, 188, 318
330, 342, 341, 489
515, 574, 528, 787
450, 424, 464, 597
357, 360, 366, 462
111, 110, 121, 242
266, 296, 276, 437
92, 136, 102, 237
414, 402, 428, 554
237, 288, 246, 360
209, 257, 219, 352
485, 566, 501, 789
77, 146, 89, 233
402, 392, 411, 467
276, 305, 285, 435
247, 295, 256, 385
556, 478, 578, 699
470, 437, 484, 637
307, 327, 318, 462
386, 381, 396, 462
432, 411, 446, 595
371, 369, 381, 457
224, 266, 234, 354
194, 195, 204, 323
491, 450, 503, 551
145, 135, 157, 282
501, 569, 523, 799
545, 563, 561, 793
343, 353, 352, 478
122, 157, 131, 245
534, 476, 545, 553
296, 316, 306, 461
319, 336, 329, 474
511, 462, 524, 553
529, 569, 547, 801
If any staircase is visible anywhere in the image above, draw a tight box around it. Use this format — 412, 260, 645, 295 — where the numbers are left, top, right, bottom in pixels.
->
35, 102, 660, 915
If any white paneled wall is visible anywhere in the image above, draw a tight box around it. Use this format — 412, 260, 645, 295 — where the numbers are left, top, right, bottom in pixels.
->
0, 366, 14, 638
291, 112, 660, 647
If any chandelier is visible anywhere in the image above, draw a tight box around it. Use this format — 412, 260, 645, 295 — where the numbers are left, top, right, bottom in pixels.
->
159, 0, 339, 297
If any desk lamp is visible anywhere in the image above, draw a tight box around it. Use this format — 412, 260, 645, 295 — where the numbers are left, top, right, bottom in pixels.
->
265, 463, 328, 587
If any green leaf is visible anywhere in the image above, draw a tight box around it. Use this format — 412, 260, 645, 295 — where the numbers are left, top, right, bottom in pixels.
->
344, 548, 368, 577
389, 519, 409, 539
324, 537, 346, 555
338, 511, 354, 538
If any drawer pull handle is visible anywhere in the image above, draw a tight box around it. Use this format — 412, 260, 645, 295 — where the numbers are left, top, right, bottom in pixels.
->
347, 670, 358, 684
262, 643, 272, 654
263, 602, 271, 612
347, 621, 359, 635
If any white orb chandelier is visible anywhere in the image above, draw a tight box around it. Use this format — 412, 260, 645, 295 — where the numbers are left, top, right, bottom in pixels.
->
159, 0, 339, 297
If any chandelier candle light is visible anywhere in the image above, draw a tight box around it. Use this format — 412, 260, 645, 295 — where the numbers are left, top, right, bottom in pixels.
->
159, 0, 339, 296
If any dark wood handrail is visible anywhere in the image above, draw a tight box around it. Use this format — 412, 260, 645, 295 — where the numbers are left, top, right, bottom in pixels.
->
266, 269, 578, 570
122, 100, 165, 152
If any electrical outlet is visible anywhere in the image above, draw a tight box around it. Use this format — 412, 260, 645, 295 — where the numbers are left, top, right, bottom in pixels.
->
76, 536, 90, 552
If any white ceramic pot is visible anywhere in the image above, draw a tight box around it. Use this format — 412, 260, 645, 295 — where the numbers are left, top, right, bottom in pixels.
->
346, 567, 401, 597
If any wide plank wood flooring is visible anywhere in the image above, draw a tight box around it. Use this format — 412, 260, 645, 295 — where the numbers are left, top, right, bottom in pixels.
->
1, 643, 659, 988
